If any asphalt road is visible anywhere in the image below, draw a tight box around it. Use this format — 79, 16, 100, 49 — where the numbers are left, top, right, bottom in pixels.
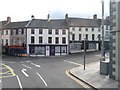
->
1, 51, 103, 89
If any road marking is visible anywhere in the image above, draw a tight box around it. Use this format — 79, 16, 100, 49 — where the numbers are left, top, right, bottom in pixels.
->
25, 61, 32, 63
31, 63, 41, 68
22, 64, 31, 69
0, 79, 1, 83
36, 72, 48, 87
64, 60, 82, 66
9, 62, 15, 63
21, 69, 29, 77
66, 70, 91, 89
16, 75, 23, 89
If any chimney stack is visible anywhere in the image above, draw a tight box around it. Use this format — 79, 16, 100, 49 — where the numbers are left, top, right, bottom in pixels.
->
93, 14, 97, 20
47, 14, 50, 21
65, 13, 68, 19
31, 15, 35, 19
7, 17, 11, 23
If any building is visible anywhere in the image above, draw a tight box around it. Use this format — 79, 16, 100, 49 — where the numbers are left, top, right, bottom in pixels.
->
109, 1, 120, 81
26, 18, 69, 56
65, 14, 102, 53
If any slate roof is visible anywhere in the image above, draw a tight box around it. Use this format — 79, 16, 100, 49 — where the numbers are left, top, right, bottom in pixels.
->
66, 17, 101, 27
4, 21, 29, 29
27, 19, 68, 29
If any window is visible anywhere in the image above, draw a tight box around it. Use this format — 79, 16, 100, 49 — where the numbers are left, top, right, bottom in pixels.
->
55, 46, 60, 53
48, 29, 52, 34
2, 30, 4, 35
98, 34, 101, 40
6, 39, 8, 45
72, 27, 75, 31
11, 30, 13, 35
92, 34, 95, 40
86, 34, 88, 40
62, 37, 66, 44
31, 29, 34, 34
106, 25, 108, 30
79, 28, 81, 31
16, 29, 18, 34
21, 29, 24, 34
39, 29, 42, 34
86, 28, 88, 31
61, 46, 67, 53
72, 34, 75, 40
6, 30, 8, 35
79, 34, 81, 40
48, 37, 52, 43
92, 28, 94, 31
31, 36, 34, 43
98, 28, 101, 32
62, 30, 66, 35
55, 37, 59, 44
39, 37, 43, 43
55, 29, 59, 35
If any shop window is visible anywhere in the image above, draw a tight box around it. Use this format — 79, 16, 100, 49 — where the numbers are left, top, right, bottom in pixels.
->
61, 46, 67, 53
55, 46, 60, 53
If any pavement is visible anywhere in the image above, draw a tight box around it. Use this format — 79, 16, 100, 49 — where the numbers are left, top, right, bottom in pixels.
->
69, 61, 120, 90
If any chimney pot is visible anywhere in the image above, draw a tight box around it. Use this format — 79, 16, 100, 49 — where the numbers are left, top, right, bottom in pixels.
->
7, 17, 11, 22
93, 14, 97, 20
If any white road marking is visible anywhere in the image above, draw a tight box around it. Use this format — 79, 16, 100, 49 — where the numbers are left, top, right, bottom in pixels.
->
31, 63, 41, 68
36, 72, 48, 87
9, 62, 15, 63
0, 79, 1, 83
21, 69, 29, 77
16, 75, 23, 89
25, 61, 32, 63
22, 64, 31, 69
21, 61, 24, 63
64, 60, 82, 66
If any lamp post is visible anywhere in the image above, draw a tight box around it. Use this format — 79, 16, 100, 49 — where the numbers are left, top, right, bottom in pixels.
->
83, 34, 86, 70
101, 0, 105, 61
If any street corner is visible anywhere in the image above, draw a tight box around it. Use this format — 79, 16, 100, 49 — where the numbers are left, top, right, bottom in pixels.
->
0, 64, 16, 79
65, 69, 92, 89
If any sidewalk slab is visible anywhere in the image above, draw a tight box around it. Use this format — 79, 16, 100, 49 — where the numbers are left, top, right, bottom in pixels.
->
70, 61, 119, 89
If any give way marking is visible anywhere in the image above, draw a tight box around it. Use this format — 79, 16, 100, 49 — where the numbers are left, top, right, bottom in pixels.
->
64, 60, 82, 66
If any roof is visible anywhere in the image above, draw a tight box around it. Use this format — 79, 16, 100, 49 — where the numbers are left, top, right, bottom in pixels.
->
4, 21, 29, 29
27, 19, 68, 29
67, 17, 101, 27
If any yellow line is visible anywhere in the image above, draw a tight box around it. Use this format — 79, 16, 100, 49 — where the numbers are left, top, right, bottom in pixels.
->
0, 71, 11, 75
2, 64, 16, 77
0, 75, 15, 79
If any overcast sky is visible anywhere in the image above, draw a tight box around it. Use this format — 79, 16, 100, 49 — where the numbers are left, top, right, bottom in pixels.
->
0, 0, 110, 22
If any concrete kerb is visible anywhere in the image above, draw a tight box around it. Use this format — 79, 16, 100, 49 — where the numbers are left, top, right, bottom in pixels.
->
69, 67, 98, 90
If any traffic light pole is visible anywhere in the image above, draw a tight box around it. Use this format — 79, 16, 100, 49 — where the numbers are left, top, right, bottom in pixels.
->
84, 38, 86, 70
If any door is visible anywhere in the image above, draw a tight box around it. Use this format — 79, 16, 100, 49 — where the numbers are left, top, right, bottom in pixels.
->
46, 46, 50, 56
50, 46, 55, 56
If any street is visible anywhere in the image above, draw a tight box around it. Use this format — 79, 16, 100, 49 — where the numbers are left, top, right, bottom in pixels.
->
1, 51, 102, 89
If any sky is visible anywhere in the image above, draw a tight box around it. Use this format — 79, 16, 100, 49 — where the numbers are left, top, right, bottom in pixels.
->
0, 0, 110, 22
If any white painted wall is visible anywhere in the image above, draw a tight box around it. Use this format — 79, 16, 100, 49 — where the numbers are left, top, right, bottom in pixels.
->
27, 28, 68, 54
2, 29, 11, 46
69, 27, 102, 41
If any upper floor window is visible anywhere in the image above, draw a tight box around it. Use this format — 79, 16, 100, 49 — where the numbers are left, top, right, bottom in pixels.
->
16, 29, 18, 34
39, 29, 42, 34
31, 29, 34, 34
39, 36, 43, 43
79, 28, 81, 31
48, 29, 52, 34
48, 37, 52, 43
79, 34, 81, 40
92, 28, 94, 31
86, 34, 88, 40
6, 30, 8, 35
72, 27, 75, 31
55, 29, 59, 35
62, 30, 66, 35
1, 30, 4, 35
85, 28, 88, 31
92, 34, 95, 40
106, 25, 109, 30
62, 37, 66, 44
72, 34, 75, 40
31, 36, 34, 43
11, 30, 13, 35
98, 28, 101, 32
21, 29, 24, 34
55, 37, 59, 44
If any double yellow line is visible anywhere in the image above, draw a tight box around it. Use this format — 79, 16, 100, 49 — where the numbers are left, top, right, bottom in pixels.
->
0, 64, 16, 78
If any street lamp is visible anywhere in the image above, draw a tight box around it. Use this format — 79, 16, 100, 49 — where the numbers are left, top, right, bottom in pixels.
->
83, 34, 86, 70
101, 0, 105, 61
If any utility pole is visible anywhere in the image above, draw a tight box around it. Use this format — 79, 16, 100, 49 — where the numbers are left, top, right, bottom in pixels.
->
84, 35, 86, 70
101, 0, 105, 61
